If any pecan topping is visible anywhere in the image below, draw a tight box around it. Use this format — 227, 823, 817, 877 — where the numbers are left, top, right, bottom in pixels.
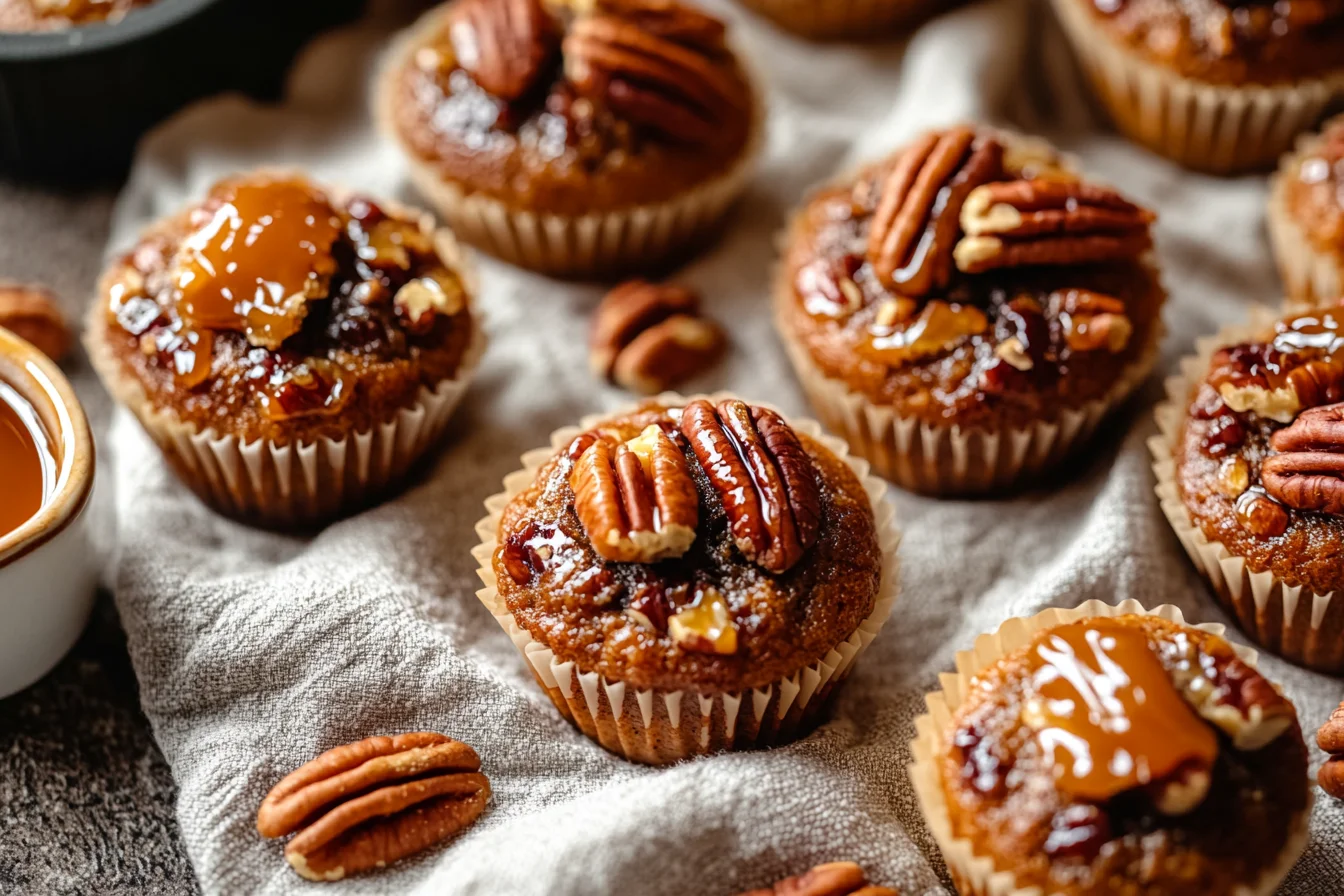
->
449, 0, 559, 101
0, 283, 71, 361
1055, 289, 1133, 354
679, 399, 820, 573
1263, 403, 1344, 516
571, 424, 699, 563
866, 127, 1004, 295
737, 862, 897, 896
393, 272, 466, 334
563, 7, 746, 148
1207, 344, 1344, 424
589, 280, 724, 394
668, 585, 738, 654
1321, 701, 1344, 800
954, 178, 1154, 274
256, 733, 489, 881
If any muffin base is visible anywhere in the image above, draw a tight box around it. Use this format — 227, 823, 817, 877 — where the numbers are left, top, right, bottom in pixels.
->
1050, 0, 1344, 174
1268, 144, 1344, 311
471, 392, 902, 766
1150, 309, 1344, 673
737, 0, 946, 40
908, 599, 1313, 896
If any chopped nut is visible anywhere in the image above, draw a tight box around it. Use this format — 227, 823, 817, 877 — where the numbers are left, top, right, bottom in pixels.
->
1219, 382, 1302, 424
668, 587, 738, 655
994, 337, 1033, 371
1235, 490, 1290, 539
393, 274, 465, 332
1217, 456, 1250, 498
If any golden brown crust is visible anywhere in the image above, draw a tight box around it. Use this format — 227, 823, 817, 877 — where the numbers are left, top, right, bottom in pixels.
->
492, 403, 882, 693
1282, 114, 1344, 258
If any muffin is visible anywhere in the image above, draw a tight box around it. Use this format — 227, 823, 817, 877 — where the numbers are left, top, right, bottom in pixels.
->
376, 0, 763, 278
775, 125, 1165, 496
910, 603, 1312, 896
471, 395, 900, 764
1050, 0, 1344, 173
734, 0, 945, 41
1152, 304, 1344, 672
86, 171, 485, 528
1270, 114, 1344, 310
0, 0, 152, 30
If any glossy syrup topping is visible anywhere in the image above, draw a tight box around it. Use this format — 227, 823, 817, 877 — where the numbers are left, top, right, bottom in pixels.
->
0, 381, 56, 539
1027, 619, 1217, 803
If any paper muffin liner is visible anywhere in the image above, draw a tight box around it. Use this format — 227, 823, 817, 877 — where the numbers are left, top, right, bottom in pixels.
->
1269, 127, 1344, 311
1149, 309, 1344, 672
86, 208, 487, 530
1050, 0, 1344, 174
736, 0, 944, 40
470, 392, 902, 765
909, 599, 1314, 896
375, 5, 766, 279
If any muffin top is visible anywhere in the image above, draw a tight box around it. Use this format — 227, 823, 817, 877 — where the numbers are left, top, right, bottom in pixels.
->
1176, 305, 1344, 596
778, 126, 1164, 431
95, 172, 476, 446
942, 614, 1308, 896
386, 0, 758, 217
0, 0, 151, 31
492, 399, 883, 693
1078, 0, 1344, 85
1280, 115, 1344, 257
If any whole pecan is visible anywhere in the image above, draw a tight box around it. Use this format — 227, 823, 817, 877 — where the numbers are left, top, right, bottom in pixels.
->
0, 283, 71, 361
256, 733, 490, 881
679, 399, 821, 574
954, 178, 1154, 275
449, 0, 559, 101
1263, 403, 1344, 516
1209, 344, 1344, 423
563, 8, 746, 147
1321, 701, 1344, 800
737, 862, 898, 896
570, 424, 699, 562
589, 280, 724, 395
867, 127, 1004, 296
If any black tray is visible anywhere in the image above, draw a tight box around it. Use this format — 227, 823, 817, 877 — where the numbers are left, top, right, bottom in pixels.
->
0, 0, 366, 181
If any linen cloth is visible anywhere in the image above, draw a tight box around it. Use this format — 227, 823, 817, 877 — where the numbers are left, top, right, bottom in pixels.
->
102, 0, 1344, 892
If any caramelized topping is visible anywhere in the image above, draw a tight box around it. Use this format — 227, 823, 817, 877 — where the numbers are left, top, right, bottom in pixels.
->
1026, 619, 1217, 804
860, 300, 988, 366
0, 382, 56, 539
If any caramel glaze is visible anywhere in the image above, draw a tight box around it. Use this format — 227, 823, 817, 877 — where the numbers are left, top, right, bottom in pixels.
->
942, 615, 1308, 896
1284, 116, 1344, 257
0, 381, 55, 539
1176, 309, 1344, 597
493, 404, 882, 694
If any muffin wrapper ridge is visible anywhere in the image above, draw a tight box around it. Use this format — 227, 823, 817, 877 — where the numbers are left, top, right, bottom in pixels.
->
375, 5, 766, 279
908, 599, 1313, 896
736, 0, 945, 40
1150, 309, 1344, 672
87, 220, 487, 529
1268, 128, 1344, 311
1051, 0, 1344, 174
471, 393, 902, 766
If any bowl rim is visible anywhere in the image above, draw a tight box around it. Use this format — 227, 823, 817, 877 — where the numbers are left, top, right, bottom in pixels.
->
0, 328, 94, 566
0, 0, 220, 61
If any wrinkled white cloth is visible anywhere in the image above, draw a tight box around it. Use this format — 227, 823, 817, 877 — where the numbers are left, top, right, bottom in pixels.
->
102, 0, 1344, 893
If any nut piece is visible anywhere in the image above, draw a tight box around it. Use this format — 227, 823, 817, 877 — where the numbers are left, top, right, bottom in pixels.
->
1319, 700, 1344, 753
448, 0, 559, 101
0, 283, 71, 361
256, 733, 489, 882
1263, 403, 1344, 516
954, 178, 1154, 274
668, 585, 738, 654
570, 425, 699, 563
393, 272, 466, 334
1174, 653, 1297, 752
1145, 761, 1213, 817
1055, 289, 1133, 354
867, 127, 1004, 295
1321, 758, 1344, 800
737, 862, 898, 896
679, 399, 822, 574
590, 280, 725, 395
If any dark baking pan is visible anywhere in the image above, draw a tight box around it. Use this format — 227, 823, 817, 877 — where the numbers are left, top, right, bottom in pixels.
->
0, 0, 366, 181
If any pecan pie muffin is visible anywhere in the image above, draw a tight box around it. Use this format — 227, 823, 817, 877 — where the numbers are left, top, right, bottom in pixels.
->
1270, 114, 1344, 310
473, 395, 899, 764
910, 605, 1312, 896
86, 171, 484, 528
1153, 304, 1344, 672
1051, 0, 1344, 173
377, 0, 762, 277
734, 0, 944, 40
776, 126, 1165, 496
0, 0, 152, 30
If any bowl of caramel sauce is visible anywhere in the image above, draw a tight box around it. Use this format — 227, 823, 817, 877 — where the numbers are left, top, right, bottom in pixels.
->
0, 326, 95, 697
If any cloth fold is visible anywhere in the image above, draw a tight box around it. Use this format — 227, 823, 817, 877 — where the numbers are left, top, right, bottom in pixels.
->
104, 0, 1343, 893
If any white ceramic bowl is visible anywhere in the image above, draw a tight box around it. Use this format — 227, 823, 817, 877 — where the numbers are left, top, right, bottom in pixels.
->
0, 327, 96, 698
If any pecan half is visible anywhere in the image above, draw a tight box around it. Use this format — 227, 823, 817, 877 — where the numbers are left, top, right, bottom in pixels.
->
1055, 289, 1132, 354
1263, 403, 1344, 516
679, 399, 821, 573
0, 283, 71, 361
571, 424, 699, 562
954, 178, 1154, 274
1320, 700, 1344, 753
449, 0, 559, 101
737, 862, 897, 896
590, 280, 724, 394
593, 0, 728, 50
256, 733, 489, 881
563, 10, 746, 147
867, 127, 1004, 295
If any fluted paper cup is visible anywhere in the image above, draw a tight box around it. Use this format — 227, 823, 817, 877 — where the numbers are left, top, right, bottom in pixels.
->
1269, 128, 1344, 311
1050, 0, 1344, 174
1149, 309, 1344, 672
736, 0, 945, 40
471, 393, 902, 765
908, 599, 1313, 896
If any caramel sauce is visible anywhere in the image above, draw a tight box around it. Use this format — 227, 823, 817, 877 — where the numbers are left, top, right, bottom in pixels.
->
0, 381, 56, 539
863, 301, 988, 365
1028, 619, 1217, 803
